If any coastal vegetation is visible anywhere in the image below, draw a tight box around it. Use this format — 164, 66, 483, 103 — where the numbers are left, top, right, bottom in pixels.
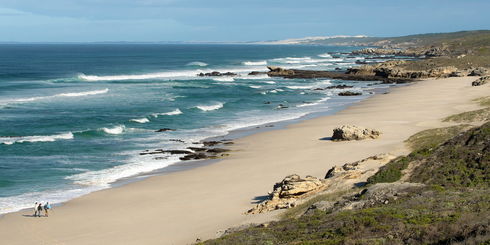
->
404, 124, 471, 151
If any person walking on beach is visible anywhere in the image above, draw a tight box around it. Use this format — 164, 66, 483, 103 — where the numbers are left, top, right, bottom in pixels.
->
43, 202, 51, 217
37, 203, 43, 217
33, 202, 38, 217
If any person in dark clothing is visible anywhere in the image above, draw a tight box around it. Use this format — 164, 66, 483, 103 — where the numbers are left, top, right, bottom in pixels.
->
37, 203, 43, 217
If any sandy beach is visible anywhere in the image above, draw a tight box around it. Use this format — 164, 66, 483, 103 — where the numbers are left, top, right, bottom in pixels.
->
0, 76, 488, 245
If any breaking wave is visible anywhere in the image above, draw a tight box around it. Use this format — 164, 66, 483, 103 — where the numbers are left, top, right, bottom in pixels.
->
130, 118, 150, 124
0, 88, 109, 106
213, 77, 235, 82
186, 61, 208, 67
318, 53, 332, 58
151, 109, 183, 118
297, 97, 331, 107
196, 102, 224, 111
77, 71, 200, 81
243, 60, 267, 66
101, 125, 125, 135
0, 132, 74, 145
65, 154, 182, 187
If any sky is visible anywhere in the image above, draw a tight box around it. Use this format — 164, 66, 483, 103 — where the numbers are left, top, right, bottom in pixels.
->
0, 0, 489, 42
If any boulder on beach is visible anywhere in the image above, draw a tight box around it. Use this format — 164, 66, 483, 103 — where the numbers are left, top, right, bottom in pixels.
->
468, 67, 488, 76
472, 76, 489, 86
332, 125, 381, 141
272, 174, 324, 199
449, 71, 466, 77
247, 174, 326, 214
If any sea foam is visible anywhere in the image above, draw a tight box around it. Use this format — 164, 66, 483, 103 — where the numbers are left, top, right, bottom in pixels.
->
101, 125, 125, 135
213, 77, 235, 82
242, 60, 267, 66
297, 97, 331, 107
0, 88, 109, 106
151, 109, 183, 117
0, 132, 74, 145
130, 118, 150, 124
196, 103, 224, 111
318, 53, 332, 58
78, 71, 200, 81
65, 154, 182, 187
186, 61, 208, 67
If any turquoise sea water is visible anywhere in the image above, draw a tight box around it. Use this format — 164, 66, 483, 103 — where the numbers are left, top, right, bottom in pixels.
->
0, 44, 392, 214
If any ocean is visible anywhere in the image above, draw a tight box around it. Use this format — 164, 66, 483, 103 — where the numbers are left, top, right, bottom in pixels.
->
0, 44, 392, 214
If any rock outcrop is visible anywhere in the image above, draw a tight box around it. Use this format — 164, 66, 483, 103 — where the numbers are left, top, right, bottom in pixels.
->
266, 66, 412, 83
247, 154, 396, 214
331, 125, 381, 141
140, 139, 233, 161
247, 175, 327, 214
347, 61, 458, 79
468, 67, 488, 76
472, 76, 489, 86
326, 85, 354, 89
198, 71, 237, 77
266, 66, 295, 76
324, 154, 394, 179
155, 128, 175, 132
338, 91, 362, 96
351, 46, 449, 57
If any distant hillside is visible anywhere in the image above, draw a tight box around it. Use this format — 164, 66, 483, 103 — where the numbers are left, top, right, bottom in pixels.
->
269, 30, 490, 48
256, 35, 380, 46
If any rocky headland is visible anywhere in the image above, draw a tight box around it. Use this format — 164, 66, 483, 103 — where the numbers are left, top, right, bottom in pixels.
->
252, 31, 490, 86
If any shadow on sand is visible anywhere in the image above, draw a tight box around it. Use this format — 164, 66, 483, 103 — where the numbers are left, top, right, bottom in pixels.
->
319, 136, 333, 141
22, 214, 46, 218
251, 195, 270, 204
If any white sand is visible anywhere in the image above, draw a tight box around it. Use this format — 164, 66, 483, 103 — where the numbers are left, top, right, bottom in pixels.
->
0, 77, 488, 245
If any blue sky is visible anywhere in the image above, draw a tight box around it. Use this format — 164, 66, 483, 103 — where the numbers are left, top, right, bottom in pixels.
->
1, 0, 489, 42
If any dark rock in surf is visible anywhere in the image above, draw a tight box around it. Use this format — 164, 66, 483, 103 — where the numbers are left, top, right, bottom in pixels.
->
169, 139, 185, 143
202, 141, 221, 147
180, 153, 208, 161
156, 128, 175, 132
206, 148, 230, 153
198, 71, 237, 77
326, 85, 354, 89
187, 147, 208, 152
338, 91, 362, 96
248, 71, 268, 76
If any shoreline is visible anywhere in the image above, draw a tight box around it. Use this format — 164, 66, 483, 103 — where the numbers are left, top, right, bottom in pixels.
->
0, 82, 388, 216
0, 76, 488, 244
